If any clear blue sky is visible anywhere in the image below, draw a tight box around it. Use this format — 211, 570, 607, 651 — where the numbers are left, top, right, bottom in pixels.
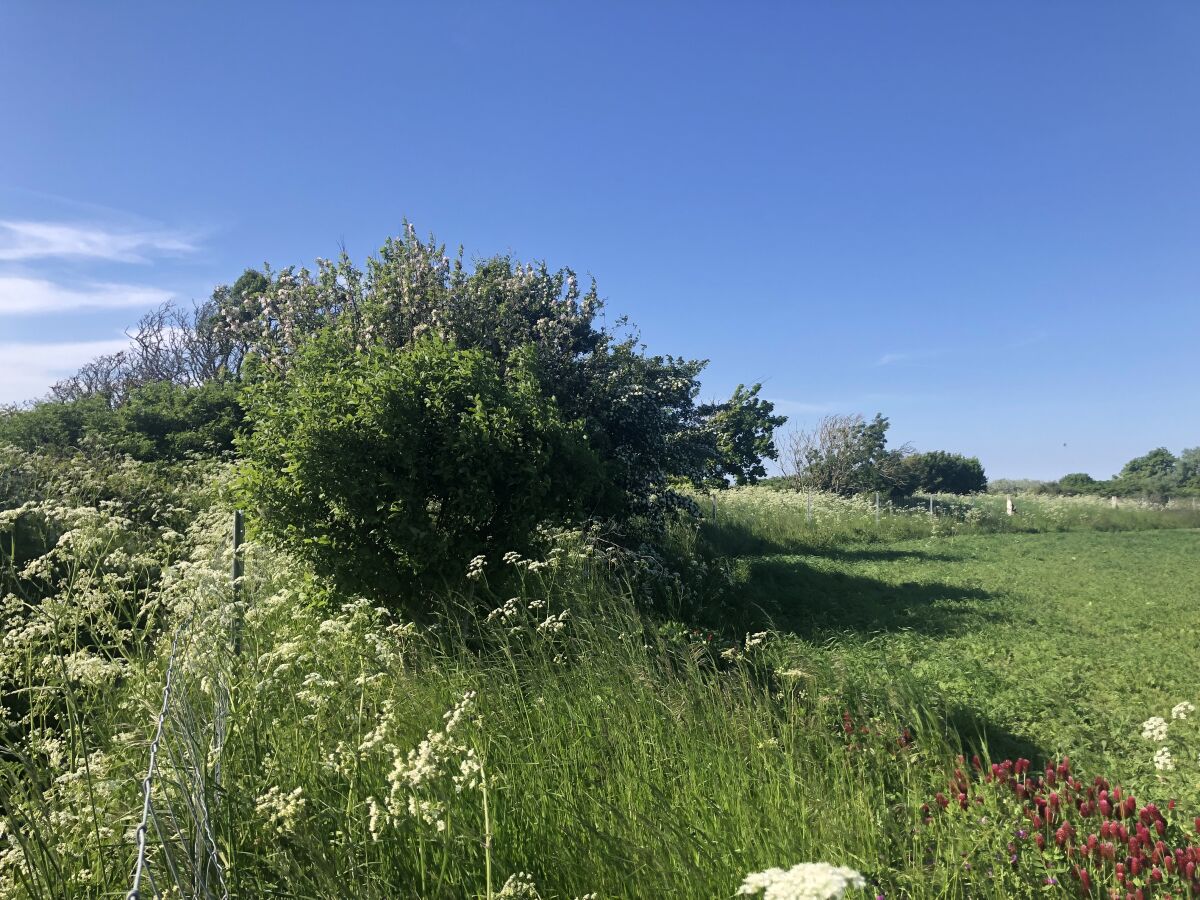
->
1, 2, 1196, 479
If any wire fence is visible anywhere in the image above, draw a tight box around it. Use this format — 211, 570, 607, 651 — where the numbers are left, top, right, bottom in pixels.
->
125, 511, 244, 900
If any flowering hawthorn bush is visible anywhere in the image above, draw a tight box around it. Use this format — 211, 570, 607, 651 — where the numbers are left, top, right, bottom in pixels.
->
923, 754, 1200, 897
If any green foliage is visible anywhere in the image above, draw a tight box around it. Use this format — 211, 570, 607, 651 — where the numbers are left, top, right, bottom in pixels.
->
789, 413, 910, 496
238, 332, 607, 604
904, 451, 987, 495
1055, 472, 1101, 494
108, 380, 243, 460
215, 226, 784, 519
0, 395, 112, 450
1092, 446, 1200, 499
697, 383, 787, 486
0, 381, 242, 462
1120, 447, 1177, 480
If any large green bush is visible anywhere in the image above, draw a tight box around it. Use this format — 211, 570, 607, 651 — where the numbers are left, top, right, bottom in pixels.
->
903, 450, 987, 494
214, 227, 784, 517
238, 333, 607, 604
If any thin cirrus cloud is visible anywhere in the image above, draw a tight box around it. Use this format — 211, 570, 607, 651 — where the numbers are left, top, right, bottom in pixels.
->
0, 337, 132, 405
0, 275, 174, 315
0, 219, 196, 263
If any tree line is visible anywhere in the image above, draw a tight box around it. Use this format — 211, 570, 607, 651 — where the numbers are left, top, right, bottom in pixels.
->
783, 413, 987, 497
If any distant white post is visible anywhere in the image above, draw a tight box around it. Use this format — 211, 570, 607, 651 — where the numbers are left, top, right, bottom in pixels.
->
929, 496, 934, 517
875, 491, 881, 526
806, 492, 814, 525
1111, 495, 1118, 508
1005, 495, 1014, 517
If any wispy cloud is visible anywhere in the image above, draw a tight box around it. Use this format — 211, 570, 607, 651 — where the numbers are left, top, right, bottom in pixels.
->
0, 220, 196, 263
0, 276, 173, 315
0, 338, 132, 405
875, 352, 916, 367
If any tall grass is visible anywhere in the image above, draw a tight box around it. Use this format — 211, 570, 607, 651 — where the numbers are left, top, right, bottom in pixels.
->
701, 486, 1200, 555
0, 493, 1009, 899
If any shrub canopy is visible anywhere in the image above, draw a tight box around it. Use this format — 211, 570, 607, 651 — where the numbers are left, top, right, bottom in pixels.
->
903, 451, 987, 495
239, 334, 609, 599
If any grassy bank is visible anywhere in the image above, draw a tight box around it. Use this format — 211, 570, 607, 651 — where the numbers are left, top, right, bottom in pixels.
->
3, 459, 1200, 898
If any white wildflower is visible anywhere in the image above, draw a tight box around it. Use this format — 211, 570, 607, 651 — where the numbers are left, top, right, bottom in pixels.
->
1171, 701, 1195, 720
254, 786, 306, 835
1154, 746, 1175, 772
536, 611, 569, 635
737, 862, 866, 900
466, 555, 488, 580
366, 796, 387, 842
497, 872, 542, 898
744, 631, 770, 651
1142, 717, 1169, 742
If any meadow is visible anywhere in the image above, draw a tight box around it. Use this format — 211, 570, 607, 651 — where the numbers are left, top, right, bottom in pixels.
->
2, 455, 1199, 899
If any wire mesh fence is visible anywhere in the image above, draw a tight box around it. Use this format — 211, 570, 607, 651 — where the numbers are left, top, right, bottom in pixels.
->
125, 512, 243, 900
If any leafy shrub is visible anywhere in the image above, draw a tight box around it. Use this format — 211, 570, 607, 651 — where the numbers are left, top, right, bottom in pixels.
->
0, 395, 112, 450
0, 381, 242, 462
238, 332, 608, 605
212, 226, 783, 518
108, 380, 243, 460
904, 451, 987, 495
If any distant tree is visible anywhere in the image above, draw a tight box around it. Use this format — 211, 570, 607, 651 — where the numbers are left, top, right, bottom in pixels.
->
786, 413, 911, 496
1056, 472, 1100, 494
904, 451, 987, 494
1119, 448, 1177, 480
1175, 447, 1200, 492
1114, 448, 1180, 499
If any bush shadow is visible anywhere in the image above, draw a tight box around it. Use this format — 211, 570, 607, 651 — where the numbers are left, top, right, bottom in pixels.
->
716, 556, 1002, 639
699, 518, 957, 561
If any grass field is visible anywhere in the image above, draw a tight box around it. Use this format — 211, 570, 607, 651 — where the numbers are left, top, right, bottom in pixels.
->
3, 472, 1200, 898
728, 527, 1200, 789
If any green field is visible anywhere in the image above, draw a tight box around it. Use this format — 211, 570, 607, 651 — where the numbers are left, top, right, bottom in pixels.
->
730, 528, 1200, 785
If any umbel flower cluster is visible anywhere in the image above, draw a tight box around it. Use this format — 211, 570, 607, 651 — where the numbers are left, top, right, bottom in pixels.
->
1139, 701, 1198, 777
737, 862, 867, 900
924, 755, 1200, 897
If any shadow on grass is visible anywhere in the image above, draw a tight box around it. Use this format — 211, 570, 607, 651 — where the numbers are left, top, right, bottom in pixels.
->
948, 707, 1051, 766
817, 546, 958, 563
717, 556, 1002, 639
699, 518, 958, 560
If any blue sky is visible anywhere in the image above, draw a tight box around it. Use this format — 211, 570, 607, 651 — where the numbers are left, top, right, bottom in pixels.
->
1, 2, 1196, 479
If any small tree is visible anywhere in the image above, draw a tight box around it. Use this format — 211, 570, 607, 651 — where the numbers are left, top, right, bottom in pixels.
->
1115, 448, 1180, 499
698, 384, 788, 487
1056, 472, 1100, 494
786, 413, 910, 496
904, 451, 987, 495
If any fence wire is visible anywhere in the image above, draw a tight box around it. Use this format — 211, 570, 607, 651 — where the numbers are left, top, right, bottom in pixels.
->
126, 513, 242, 900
